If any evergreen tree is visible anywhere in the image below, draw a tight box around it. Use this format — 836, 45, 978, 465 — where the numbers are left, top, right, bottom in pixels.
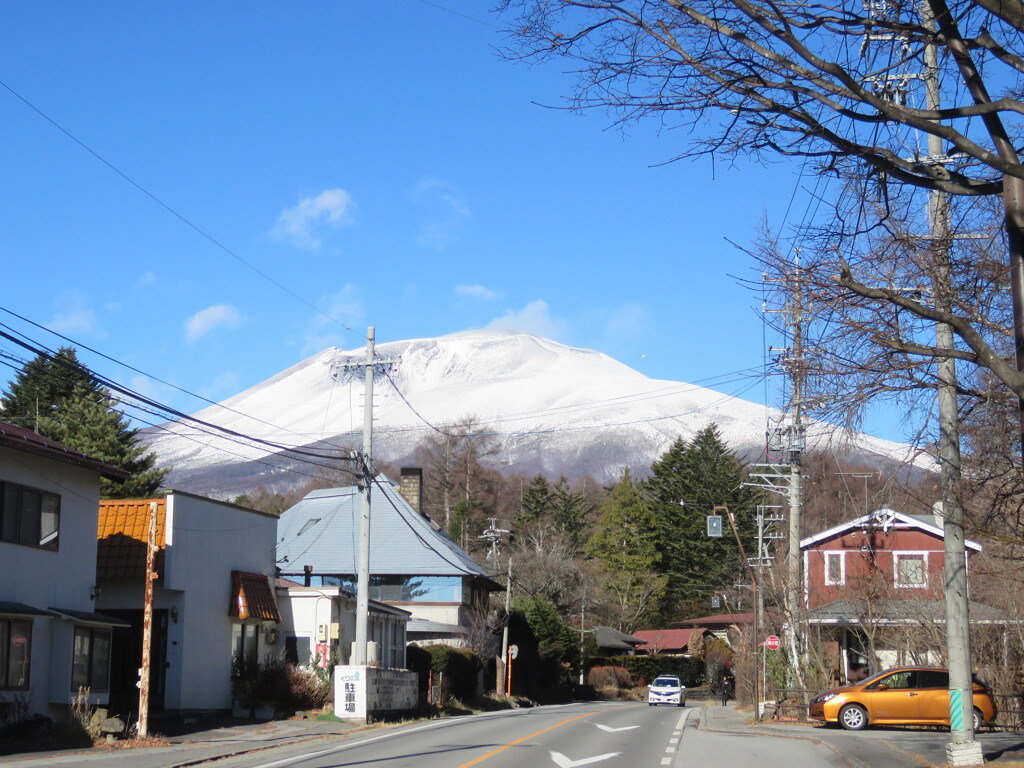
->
585, 468, 667, 631
644, 424, 758, 618
550, 474, 588, 550
37, 382, 168, 499
516, 474, 552, 527
513, 594, 576, 663
0, 347, 98, 430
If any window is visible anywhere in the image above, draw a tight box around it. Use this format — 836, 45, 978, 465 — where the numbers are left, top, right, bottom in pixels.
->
0, 619, 31, 690
895, 553, 928, 588
71, 627, 111, 692
0, 481, 60, 550
824, 552, 845, 585
232, 623, 260, 672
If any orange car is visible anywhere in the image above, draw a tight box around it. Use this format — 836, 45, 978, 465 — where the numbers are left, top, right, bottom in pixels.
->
808, 667, 997, 731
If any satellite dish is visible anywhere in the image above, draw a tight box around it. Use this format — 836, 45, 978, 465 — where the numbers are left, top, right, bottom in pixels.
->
343, 597, 358, 612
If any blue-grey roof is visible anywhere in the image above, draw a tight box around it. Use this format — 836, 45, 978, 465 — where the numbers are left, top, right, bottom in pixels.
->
276, 476, 496, 583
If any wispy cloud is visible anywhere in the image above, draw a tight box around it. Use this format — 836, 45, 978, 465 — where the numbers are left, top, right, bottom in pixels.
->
137, 271, 158, 288
454, 284, 496, 301
48, 292, 98, 336
301, 285, 365, 356
486, 300, 568, 341
270, 188, 355, 249
411, 177, 470, 251
184, 304, 242, 344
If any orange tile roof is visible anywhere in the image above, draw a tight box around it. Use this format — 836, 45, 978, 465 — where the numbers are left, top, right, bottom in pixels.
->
230, 571, 281, 622
97, 499, 166, 579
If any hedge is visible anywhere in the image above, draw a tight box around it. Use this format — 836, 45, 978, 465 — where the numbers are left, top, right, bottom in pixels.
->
586, 655, 705, 687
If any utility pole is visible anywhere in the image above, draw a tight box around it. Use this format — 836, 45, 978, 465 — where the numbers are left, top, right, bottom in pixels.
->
500, 557, 512, 694
332, 327, 398, 667
919, 3, 980, 759
750, 259, 806, 688
138, 501, 158, 738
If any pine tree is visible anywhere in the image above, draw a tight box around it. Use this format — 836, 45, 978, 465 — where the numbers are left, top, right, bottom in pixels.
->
644, 424, 758, 618
585, 468, 667, 631
0, 347, 98, 430
516, 474, 552, 527
37, 382, 168, 499
550, 475, 588, 550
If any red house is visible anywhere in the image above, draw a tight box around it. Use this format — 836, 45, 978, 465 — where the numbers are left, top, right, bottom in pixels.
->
799, 508, 998, 683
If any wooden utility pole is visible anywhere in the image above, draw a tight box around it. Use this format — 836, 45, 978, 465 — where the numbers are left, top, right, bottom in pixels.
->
138, 501, 158, 738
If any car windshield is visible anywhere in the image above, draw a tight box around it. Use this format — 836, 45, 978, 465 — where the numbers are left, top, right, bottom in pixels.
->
652, 678, 678, 686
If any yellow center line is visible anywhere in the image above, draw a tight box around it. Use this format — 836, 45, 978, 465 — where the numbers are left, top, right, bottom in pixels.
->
454, 712, 594, 768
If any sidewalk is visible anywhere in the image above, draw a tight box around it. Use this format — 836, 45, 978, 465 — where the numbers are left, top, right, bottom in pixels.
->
698, 701, 1024, 767
0, 714, 361, 768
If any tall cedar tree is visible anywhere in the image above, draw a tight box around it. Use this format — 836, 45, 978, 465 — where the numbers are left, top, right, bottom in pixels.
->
517, 474, 552, 527
0, 347, 99, 429
585, 468, 667, 632
32, 380, 168, 500
550, 475, 588, 550
644, 425, 758, 619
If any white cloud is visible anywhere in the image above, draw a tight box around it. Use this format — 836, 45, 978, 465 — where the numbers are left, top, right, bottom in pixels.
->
454, 284, 496, 301
486, 300, 568, 340
411, 178, 470, 251
301, 285, 365, 356
137, 271, 158, 288
184, 304, 242, 344
48, 292, 97, 336
270, 188, 355, 249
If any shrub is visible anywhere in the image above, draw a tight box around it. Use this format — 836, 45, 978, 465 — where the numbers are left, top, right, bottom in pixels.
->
232, 657, 333, 712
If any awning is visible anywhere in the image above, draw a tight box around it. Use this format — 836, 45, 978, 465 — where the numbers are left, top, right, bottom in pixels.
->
229, 571, 281, 622
48, 607, 131, 627
0, 602, 53, 618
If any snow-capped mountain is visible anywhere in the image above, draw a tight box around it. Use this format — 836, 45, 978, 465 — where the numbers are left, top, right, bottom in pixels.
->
141, 330, 926, 497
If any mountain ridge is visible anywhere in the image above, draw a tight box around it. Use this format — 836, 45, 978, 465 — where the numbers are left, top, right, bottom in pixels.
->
141, 329, 928, 497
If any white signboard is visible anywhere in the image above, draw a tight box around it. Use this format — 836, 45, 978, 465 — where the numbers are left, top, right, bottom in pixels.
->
334, 665, 418, 721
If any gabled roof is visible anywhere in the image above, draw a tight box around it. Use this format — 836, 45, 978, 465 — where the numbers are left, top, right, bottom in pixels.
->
632, 628, 698, 652
799, 508, 982, 552
276, 476, 500, 587
0, 420, 128, 479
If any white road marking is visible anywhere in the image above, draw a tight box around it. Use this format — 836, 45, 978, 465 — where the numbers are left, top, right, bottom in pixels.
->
594, 723, 640, 732
550, 750, 621, 767
661, 758, 672, 766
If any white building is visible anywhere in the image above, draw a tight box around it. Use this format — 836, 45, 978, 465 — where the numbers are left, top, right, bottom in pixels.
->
273, 580, 410, 669
95, 491, 280, 715
0, 421, 128, 720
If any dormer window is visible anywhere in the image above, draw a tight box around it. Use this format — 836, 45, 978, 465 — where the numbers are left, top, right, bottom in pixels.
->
895, 552, 927, 588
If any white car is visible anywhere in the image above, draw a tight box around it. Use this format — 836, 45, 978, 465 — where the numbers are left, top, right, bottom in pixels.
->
648, 675, 686, 706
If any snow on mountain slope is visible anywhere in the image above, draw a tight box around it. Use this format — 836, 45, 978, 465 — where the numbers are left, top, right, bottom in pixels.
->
141, 329, 928, 496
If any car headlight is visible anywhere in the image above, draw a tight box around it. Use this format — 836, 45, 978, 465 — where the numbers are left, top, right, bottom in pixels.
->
811, 692, 837, 705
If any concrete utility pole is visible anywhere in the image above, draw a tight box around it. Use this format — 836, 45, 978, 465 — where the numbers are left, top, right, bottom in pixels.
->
920, 4, 981, 760
332, 327, 398, 667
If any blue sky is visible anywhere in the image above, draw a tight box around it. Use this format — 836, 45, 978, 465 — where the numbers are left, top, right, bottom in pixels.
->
0, 2, 843, 440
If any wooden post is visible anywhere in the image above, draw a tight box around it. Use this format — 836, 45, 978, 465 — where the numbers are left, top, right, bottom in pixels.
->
138, 501, 158, 738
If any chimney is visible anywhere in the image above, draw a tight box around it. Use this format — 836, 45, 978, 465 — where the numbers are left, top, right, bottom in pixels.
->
399, 467, 423, 514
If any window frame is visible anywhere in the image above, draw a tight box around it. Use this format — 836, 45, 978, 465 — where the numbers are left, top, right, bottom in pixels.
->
893, 551, 929, 588
824, 551, 846, 586
71, 626, 112, 693
0, 618, 32, 690
0, 480, 61, 551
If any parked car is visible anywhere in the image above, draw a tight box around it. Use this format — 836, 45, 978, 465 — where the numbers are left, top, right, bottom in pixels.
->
808, 667, 996, 731
648, 675, 686, 707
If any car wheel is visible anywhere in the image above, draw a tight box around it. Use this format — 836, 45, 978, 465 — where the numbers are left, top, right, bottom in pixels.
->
973, 708, 983, 732
839, 704, 868, 731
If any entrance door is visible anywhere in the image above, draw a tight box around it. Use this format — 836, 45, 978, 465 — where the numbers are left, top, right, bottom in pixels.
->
105, 609, 167, 715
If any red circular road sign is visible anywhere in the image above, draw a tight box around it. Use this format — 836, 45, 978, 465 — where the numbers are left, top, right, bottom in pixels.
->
765, 635, 781, 650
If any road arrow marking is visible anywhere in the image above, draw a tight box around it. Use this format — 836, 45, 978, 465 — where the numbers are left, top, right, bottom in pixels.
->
550, 751, 621, 767
594, 724, 639, 732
